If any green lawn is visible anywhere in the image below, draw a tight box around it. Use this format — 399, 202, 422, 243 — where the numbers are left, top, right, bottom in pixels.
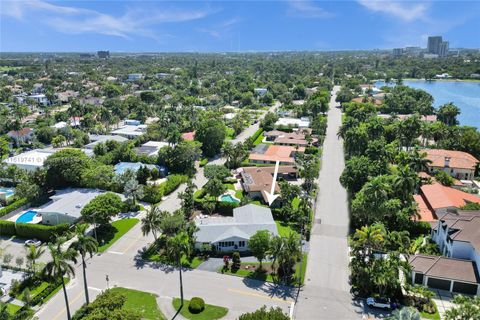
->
224, 183, 235, 190
219, 256, 308, 285
172, 298, 228, 320
234, 190, 244, 199
97, 218, 139, 253
253, 132, 265, 146
7, 303, 21, 315
291, 197, 300, 209
275, 220, 298, 237
110, 287, 166, 320
17, 281, 49, 300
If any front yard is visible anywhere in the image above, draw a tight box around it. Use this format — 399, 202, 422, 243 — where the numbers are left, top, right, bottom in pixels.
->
97, 218, 139, 253
172, 298, 228, 320
109, 287, 166, 320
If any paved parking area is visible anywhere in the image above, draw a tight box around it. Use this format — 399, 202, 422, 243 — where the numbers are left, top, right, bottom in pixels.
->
0, 236, 51, 268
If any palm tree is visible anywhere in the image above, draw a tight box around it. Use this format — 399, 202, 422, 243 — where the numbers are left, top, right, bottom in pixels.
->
141, 205, 162, 241
387, 307, 420, 320
353, 224, 385, 260
409, 148, 432, 173
25, 245, 45, 275
394, 165, 419, 204
166, 231, 192, 308
43, 238, 78, 320
69, 224, 98, 305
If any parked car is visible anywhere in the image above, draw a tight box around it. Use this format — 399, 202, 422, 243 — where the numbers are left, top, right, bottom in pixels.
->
25, 239, 42, 247
366, 297, 392, 310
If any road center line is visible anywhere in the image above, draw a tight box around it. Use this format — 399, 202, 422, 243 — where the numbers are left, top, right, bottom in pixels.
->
227, 288, 292, 304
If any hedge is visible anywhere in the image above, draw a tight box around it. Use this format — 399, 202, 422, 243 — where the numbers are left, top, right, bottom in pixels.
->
0, 221, 69, 241
250, 128, 263, 144
0, 198, 28, 218
216, 201, 239, 215
142, 185, 164, 204
162, 174, 189, 195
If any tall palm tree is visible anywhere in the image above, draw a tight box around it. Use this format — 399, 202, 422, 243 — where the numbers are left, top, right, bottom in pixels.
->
409, 148, 432, 173
353, 224, 385, 260
43, 238, 78, 320
166, 231, 191, 308
69, 224, 98, 305
25, 245, 45, 275
394, 165, 419, 204
141, 205, 162, 241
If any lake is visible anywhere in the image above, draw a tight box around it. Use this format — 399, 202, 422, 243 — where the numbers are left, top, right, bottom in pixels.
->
374, 80, 480, 129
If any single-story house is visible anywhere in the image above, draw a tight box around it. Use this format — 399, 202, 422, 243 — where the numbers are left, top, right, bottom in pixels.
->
264, 129, 317, 147
195, 204, 278, 252
111, 125, 147, 139
240, 166, 298, 203
85, 134, 128, 149
409, 254, 479, 295
275, 117, 310, 129
7, 128, 34, 145
114, 162, 167, 176
38, 188, 107, 225
421, 149, 479, 181
133, 141, 169, 157
249, 144, 304, 165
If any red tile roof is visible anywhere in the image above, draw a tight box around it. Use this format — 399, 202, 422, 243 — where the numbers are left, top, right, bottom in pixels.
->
413, 194, 437, 222
8, 127, 32, 137
420, 183, 480, 210
249, 145, 304, 163
421, 149, 479, 170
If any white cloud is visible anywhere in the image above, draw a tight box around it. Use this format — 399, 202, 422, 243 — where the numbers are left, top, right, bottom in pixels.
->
197, 17, 241, 38
357, 0, 429, 22
287, 0, 331, 18
1, 0, 214, 39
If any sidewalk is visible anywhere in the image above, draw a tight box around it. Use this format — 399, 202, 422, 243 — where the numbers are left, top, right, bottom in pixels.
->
156, 296, 187, 320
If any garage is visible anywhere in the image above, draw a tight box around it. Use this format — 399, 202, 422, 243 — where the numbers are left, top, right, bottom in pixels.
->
427, 277, 451, 291
453, 282, 478, 295
414, 273, 424, 285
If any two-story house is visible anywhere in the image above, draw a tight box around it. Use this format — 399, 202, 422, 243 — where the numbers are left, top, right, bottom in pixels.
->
421, 149, 478, 180
409, 210, 480, 295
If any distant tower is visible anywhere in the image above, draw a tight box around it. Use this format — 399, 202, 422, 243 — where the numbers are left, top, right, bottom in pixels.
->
439, 41, 449, 57
427, 36, 442, 54
97, 50, 110, 59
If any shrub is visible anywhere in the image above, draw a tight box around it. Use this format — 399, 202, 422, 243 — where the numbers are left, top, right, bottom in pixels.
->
250, 128, 263, 143
0, 198, 28, 218
232, 251, 241, 271
15, 223, 70, 242
142, 185, 164, 204
0, 220, 16, 236
216, 201, 239, 214
188, 297, 205, 314
162, 174, 188, 195
199, 158, 208, 167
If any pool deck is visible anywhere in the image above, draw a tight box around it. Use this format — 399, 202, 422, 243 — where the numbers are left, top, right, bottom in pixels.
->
8, 210, 42, 224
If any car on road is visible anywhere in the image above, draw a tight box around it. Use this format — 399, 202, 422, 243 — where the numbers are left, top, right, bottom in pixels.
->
366, 297, 393, 310
25, 239, 42, 247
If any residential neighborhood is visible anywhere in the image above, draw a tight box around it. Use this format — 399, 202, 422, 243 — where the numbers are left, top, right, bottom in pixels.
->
1, 2, 480, 319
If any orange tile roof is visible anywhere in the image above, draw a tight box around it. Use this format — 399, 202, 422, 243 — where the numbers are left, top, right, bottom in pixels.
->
421, 149, 479, 170
181, 131, 195, 141
413, 194, 437, 222
249, 145, 304, 163
421, 183, 480, 210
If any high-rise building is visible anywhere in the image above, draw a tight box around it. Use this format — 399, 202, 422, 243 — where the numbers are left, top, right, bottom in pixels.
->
392, 48, 404, 57
97, 50, 110, 59
427, 36, 442, 54
439, 41, 449, 57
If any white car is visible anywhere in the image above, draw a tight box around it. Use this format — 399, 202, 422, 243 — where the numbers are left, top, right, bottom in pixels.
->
24, 239, 42, 247
366, 297, 392, 310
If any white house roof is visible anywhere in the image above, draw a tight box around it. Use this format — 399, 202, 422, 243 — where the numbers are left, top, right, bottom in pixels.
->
275, 117, 310, 128
195, 204, 278, 243
4, 149, 53, 168
37, 188, 107, 219
111, 125, 147, 138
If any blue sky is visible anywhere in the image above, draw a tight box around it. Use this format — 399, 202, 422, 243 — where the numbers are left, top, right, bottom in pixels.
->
1, 1, 479, 52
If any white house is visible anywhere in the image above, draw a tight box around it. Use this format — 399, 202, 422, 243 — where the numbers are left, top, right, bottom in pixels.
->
275, 117, 310, 129
194, 204, 278, 252
29, 94, 49, 105
409, 210, 480, 295
111, 124, 147, 139
127, 73, 143, 81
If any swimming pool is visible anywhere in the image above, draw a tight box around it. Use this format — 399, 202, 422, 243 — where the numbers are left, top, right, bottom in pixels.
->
16, 210, 38, 223
0, 187, 15, 198
220, 194, 240, 203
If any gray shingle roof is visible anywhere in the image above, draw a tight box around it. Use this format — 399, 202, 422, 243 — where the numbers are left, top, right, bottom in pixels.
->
195, 204, 278, 243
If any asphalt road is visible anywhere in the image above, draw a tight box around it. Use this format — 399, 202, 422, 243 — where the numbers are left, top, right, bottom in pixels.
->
36, 102, 292, 320
294, 86, 363, 319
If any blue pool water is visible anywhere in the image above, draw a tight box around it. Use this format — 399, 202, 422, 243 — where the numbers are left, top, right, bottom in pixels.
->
220, 194, 240, 203
375, 80, 480, 128
16, 210, 37, 223
0, 187, 15, 198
